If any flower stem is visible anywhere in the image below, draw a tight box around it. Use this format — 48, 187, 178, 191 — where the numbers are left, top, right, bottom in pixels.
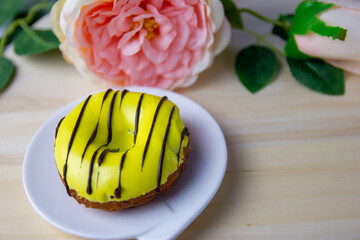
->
0, 1, 53, 55
243, 29, 285, 56
237, 8, 284, 27
0, 22, 21, 55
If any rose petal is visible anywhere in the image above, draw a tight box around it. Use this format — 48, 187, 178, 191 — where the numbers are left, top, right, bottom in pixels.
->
192, 49, 213, 75
170, 15, 190, 52
178, 74, 198, 88
142, 39, 169, 64
213, 18, 231, 56
208, 0, 225, 31
327, 59, 360, 75
120, 29, 147, 56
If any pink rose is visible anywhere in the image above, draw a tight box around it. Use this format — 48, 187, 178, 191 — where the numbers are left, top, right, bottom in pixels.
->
294, 1, 360, 75
51, 0, 230, 89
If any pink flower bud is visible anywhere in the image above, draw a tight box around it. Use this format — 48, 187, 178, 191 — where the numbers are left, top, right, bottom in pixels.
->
295, 2, 360, 75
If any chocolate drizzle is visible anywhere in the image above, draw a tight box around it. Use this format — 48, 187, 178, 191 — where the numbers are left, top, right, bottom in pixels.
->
114, 150, 129, 199
87, 91, 119, 194
107, 91, 118, 143
86, 146, 105, 194
141, 96, 167, 169
63, 95, 92, 196
96, 172, 100, 190
54, 117, 65, 149
157, 106, 175, 195
177, 127, 189, 165
98, 148, 119, 166
81, 89, 112, 163
81, 126, 97, 165
134, 93, 144, 144
103, 88, 113, 100
55, 117, 65, 140
119, 89, 128, 110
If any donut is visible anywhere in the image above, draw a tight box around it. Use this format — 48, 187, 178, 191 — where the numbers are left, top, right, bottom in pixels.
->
54, 89, 190, 211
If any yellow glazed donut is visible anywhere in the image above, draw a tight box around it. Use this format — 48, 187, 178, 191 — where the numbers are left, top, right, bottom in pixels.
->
54, 89, 190, 211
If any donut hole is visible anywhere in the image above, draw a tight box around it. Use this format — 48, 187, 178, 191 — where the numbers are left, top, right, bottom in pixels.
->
106, 128, 135, 153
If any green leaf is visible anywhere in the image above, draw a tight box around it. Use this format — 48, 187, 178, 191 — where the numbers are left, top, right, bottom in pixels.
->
0, 56, 15, 92
272, 14, 293, 41
287, 57, 344, 95
220, 0, 243, 29
0, 0, 25, 27
285, 0, 347, 59
1, 3, 55, 51
235, 45, 278, 93
14, 28, 60, 55
15, 7, 53, 26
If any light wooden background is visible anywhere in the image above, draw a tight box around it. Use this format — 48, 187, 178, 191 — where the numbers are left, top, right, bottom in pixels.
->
1, 0, 360, 239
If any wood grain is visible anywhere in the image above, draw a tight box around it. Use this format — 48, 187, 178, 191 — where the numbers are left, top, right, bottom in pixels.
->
1, 0, 360, 239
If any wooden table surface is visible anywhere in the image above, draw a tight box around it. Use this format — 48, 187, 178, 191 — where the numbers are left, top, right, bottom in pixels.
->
1, 0, 360, 239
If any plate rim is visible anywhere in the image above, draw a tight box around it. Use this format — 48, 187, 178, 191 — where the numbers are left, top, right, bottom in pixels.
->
22, 86, 228, 239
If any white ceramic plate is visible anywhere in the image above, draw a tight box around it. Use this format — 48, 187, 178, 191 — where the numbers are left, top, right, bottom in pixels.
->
23, 87, 227, 240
